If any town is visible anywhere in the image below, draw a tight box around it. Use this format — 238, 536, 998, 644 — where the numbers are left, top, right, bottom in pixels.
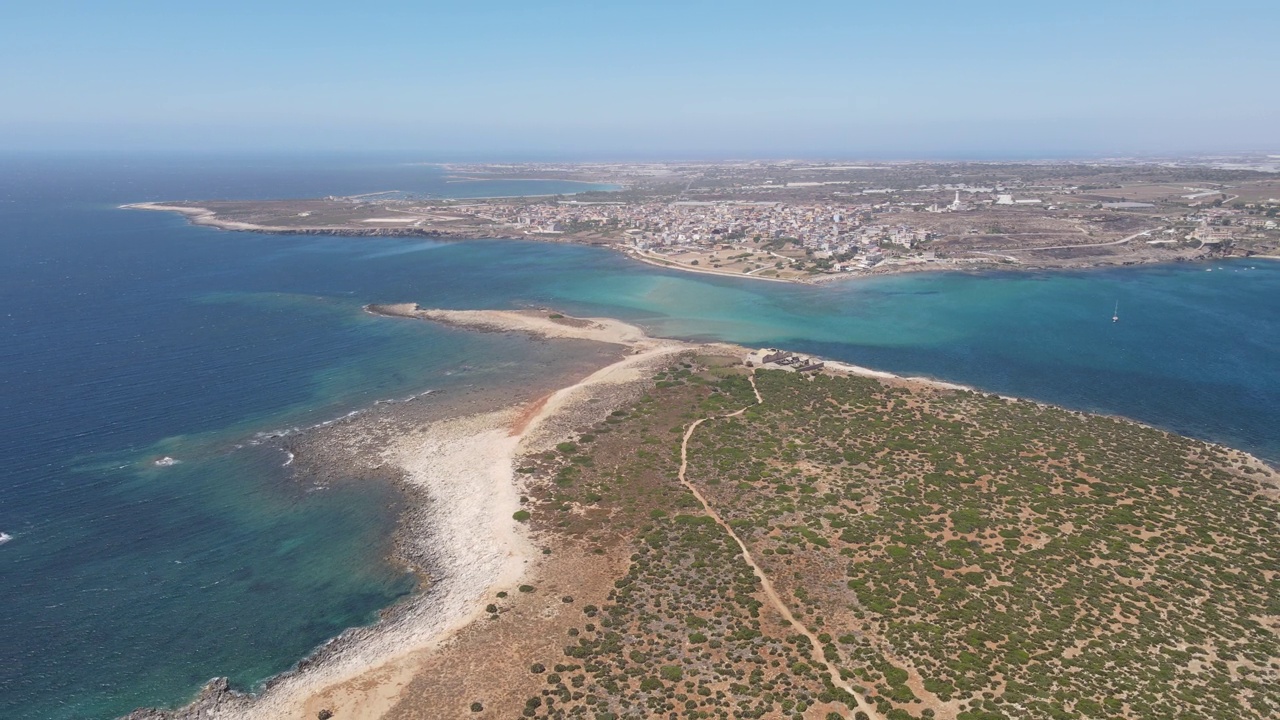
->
443, 161, 1280, 279
131, 158, 1280, 282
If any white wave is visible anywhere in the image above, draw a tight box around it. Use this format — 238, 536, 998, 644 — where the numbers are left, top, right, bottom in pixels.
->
247, 390, 436, 446
375, 389, 437, 405
208, 387, 444, 466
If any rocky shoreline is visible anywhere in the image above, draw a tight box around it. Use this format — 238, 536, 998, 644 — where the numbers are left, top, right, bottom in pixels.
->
121, 309, 685, 720
119, 307, 1278, 719
121, 385, 512, 719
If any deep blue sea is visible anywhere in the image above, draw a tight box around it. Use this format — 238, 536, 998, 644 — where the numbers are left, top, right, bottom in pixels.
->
1, 155, 1277, 719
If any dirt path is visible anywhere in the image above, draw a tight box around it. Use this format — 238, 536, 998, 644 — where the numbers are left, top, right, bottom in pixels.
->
676, 372, 884, 720
1010, 228, 1155, 252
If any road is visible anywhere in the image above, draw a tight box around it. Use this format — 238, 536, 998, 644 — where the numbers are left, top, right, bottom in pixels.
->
1009, 228, 1156, 253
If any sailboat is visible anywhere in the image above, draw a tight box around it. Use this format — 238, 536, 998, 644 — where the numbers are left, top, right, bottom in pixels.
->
1112, 301, 1119, 323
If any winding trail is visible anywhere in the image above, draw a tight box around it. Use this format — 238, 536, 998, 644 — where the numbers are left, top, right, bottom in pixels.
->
676, 371, 884, 720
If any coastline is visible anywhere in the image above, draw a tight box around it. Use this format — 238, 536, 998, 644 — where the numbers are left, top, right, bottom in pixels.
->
126, 306, 1277, 719
121, 202, 528, 241
126, 309, 689, 720
123, 201, 1254, 285
620, 248, 801, 284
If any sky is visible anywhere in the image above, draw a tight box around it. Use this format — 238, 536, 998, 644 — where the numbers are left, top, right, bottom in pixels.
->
1, 1, 1277, 158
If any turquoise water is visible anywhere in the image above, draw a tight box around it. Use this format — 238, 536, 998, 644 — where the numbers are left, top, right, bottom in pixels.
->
534, 257, 1280, 461
1, 156, 1276, 718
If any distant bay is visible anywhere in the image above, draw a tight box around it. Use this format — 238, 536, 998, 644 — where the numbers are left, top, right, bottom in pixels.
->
0, 156, 1275, 718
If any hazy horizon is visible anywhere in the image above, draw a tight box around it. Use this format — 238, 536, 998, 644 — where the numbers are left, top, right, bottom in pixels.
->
4, 148, 1279, 165
3, 1, 1277, 156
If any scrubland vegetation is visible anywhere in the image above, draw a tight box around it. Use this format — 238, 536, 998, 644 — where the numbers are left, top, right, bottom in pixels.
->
510, 358, 1278, 720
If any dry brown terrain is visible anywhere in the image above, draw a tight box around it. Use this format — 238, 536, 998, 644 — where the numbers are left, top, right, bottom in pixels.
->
367, 357, 1278, 720
124, 160, 1280, 286
125, 306, 1279, 720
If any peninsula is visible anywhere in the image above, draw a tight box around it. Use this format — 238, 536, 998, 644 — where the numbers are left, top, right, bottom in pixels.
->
128, 308, 1280, 720
127, 158, 1280, 283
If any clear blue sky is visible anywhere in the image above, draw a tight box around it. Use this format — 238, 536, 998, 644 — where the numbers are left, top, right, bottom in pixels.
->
2, 1, 1276, 157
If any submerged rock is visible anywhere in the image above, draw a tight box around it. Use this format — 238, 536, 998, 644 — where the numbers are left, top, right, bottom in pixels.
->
121, 677, 250, 719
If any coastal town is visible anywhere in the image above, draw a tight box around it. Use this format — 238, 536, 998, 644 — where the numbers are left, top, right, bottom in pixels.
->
128, 158, 1280, 282
453, 188, 1278, 278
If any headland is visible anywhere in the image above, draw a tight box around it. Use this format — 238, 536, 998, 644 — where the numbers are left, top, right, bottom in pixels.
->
126, 307, 1279, 720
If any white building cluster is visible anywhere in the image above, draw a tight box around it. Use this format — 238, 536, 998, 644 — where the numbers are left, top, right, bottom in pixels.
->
456, 199, 941, 262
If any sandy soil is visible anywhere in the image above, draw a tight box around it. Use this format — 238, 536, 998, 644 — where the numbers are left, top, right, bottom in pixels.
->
366, 304, 654, 348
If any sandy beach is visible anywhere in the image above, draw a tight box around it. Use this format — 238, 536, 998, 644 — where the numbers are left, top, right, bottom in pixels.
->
365, 304, 652, 347
127, 309, 687, 720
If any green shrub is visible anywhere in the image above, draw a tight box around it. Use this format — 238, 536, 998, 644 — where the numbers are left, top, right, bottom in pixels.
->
640, 677, 663, 691
886, 545, 911, 561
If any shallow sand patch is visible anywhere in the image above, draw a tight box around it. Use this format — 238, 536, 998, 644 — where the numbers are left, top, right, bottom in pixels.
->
366, 305, 649, 346
197, 409, 533, 720
143, 313, 687, 720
